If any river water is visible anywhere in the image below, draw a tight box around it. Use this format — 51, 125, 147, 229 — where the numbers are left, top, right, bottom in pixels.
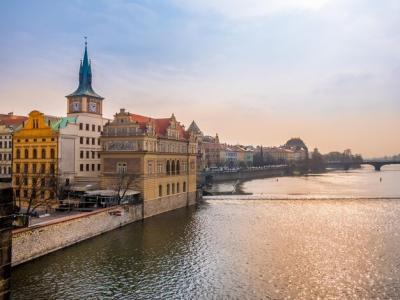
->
11, 165, 400, 299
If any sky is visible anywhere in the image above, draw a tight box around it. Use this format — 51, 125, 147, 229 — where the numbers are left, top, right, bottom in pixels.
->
0, 0, 399, 157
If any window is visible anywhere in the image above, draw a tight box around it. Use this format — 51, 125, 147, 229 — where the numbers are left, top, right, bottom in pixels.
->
23, 190, 28, 198
33, 119, 39, 128
0, 142, 2, 148
183, 181, 186, 192
92, 124, 95, 131
86, 124, 89, 131
92, 138, 95, 145
171, 160, 176, 175
86, 151, 89, 159
15, 190, 20, 198
177, 183, 180, 193
42, 148, 46, 159
176, 161, 180, 175
41, 163, 45, 173
33, 149, 37, 159
80, 164, 84, 171
98, 139, 100, 146
98, 125, 101, 132
117, 162, 127, 174
92, 164, 95, 171
32, 164, 37, 173
50, 148, 55, 159
172, 183, 175, 194
50, 163, 55, 174
166, 160, 170, 175
92, 151, 95, 159
86, 138, 90, 145
24, 149, 29, 159
80, 137, 84, 144
16, 149, 20, 159
80, 151, 84, 159
98, 153, 100, 159
86, 164, 89, 171
24, 164, 28, 173
79, 123, 83, 130
15, 177, 20, 185
167, 184, 170, 195
147, 161, 153, 174
98, 164, 101, 171
41, 178, 45, 187
159, 185, 162, 197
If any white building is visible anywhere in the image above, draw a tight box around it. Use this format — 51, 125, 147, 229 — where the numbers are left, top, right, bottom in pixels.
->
58, 41, 108, 188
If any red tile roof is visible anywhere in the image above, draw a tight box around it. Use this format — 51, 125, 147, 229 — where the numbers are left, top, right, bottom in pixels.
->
0, 114, 27, 128
128, 113, 189, 140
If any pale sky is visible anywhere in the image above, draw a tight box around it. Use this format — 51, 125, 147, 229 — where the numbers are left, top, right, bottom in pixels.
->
0, 0, 399, 157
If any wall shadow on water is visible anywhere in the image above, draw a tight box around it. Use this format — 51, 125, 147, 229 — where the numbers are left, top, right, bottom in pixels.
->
11, 205, 199, 299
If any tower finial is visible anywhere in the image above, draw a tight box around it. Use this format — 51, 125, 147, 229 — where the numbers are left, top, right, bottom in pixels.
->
84, 36, 87, 47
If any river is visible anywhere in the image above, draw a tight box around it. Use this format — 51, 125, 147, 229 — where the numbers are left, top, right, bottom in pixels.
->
11, 165, 400, 299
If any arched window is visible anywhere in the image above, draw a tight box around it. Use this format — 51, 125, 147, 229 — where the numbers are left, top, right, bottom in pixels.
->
159, 185, 162, 197
176, 161, 180, 175
166, 160, 170, 175
183, 181, 186, 193
33, 149, 37, 159
177, 182, 180, 193
24, 149, 29, 159
41, 148, 46, 159
172, 183, 175, 194
171, 160, 176, 175
167, 184, 170, 195
50, 148, 55, 159
16, 149, 20, 159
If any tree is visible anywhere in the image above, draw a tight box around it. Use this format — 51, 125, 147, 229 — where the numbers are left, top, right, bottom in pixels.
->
113, 172, 140, 205
13, 168, 66, 226
309, 148, 325, 172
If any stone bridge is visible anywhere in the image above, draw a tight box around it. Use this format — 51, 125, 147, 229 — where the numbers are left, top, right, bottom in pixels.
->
327, 161, 400, 171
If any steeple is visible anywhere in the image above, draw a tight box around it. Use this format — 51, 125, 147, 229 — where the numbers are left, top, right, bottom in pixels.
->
67, 38, 103, 99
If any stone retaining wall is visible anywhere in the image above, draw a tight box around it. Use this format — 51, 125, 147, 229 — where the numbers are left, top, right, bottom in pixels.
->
12, 192, 199, 266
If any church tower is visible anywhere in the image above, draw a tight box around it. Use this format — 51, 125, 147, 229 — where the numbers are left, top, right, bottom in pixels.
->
66, 39, 104, 116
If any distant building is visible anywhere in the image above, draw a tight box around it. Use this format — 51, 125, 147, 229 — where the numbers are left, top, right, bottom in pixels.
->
100, 109, 197, 216
203, 134, 220, 168
0, 113, 27, 180
256, 138, 308, 165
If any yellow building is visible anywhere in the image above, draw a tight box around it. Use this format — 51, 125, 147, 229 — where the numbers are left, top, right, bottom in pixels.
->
100, 109, 198, 217
12, 111, 59, 209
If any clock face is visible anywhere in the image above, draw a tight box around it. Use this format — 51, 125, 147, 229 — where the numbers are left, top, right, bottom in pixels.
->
72, 102, 81, 112
88, 102, 97, 113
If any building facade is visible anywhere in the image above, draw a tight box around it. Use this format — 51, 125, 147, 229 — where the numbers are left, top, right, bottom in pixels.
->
64, 41, 108, 187
12, 111, 59, 206
203, 134, 220, 168
100, 109, 197, 215
0, 113, 27, 181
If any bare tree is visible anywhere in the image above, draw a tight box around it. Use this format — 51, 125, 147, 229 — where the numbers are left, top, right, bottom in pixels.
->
113, 172, 140, 205
13, 164, 65, 218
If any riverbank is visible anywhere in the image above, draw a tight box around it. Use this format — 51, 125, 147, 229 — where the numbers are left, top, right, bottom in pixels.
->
12, 191, 199, 266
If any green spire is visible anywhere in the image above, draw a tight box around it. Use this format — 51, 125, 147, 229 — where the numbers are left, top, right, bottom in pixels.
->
67, 38, 103, 99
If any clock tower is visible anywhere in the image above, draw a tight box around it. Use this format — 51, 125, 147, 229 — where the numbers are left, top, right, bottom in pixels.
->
66, 39, 104, 116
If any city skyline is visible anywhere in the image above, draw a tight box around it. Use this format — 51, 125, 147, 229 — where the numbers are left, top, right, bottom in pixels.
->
1, 0, 399, 157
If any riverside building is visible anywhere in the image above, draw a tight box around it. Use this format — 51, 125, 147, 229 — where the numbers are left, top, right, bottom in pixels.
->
0, 113, 27, 181
100, 109, 198, 217
12, 111, 59, 204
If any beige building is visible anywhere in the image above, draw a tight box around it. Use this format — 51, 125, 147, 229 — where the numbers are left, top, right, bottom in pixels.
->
100, 109, 198, 217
